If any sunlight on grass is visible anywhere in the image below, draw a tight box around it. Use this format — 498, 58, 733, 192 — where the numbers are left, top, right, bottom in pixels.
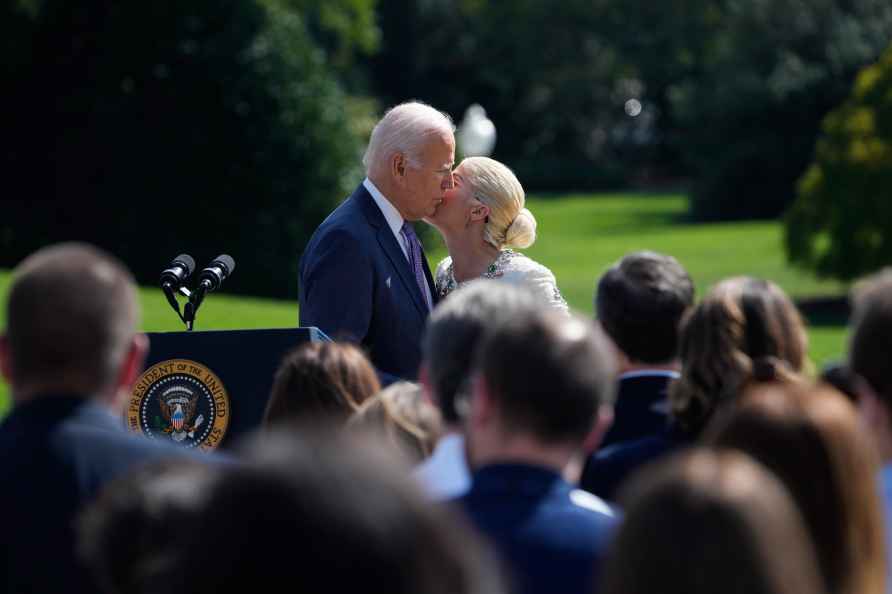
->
0, 192, 851, 416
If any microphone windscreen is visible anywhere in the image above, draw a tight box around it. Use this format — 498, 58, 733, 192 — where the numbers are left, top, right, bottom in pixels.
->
174, 254, 196, 275
214, 254, 235, 275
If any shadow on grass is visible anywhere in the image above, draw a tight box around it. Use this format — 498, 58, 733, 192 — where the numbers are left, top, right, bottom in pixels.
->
796, 296, 849, 328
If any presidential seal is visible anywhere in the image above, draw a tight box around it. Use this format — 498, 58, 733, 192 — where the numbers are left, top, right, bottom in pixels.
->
127, 359, 230, 450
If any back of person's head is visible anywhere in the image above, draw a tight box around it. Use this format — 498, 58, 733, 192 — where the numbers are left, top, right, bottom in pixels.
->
602, 449, 825, 594
707, 383, 886, 594
158, 430, 504, 594
850, 268, 892, 408
475, 310, 617, 445
349, 381, 442, 464
362, 101, 455, 173
422, 279, 539, 426
596, 250, 694, 364
670, 276, 808, 436
262, 341, 380, 427
2, 242, 140, 398
458, 157, 536, 250
78, 460, 215, 594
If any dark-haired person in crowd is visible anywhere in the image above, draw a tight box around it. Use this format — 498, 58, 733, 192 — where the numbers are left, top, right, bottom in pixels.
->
593, 250, 693, 447
415, 279, 539, 500
582, 276, 808, 502
455, 310, 618, 594
601, 449, 826, 594
0, 243, 207, 594
707, 382, 886, 594
78, 460, 215, 594
111, 429, 505, 594
299, 101, 455, 383
847, 268, 892, 586
262, 341, 380, 428
349, 381, 442, 464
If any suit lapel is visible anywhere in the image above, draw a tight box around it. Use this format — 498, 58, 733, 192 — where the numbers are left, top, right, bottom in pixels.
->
421, 248, 438, 307
355, 186, 430, 317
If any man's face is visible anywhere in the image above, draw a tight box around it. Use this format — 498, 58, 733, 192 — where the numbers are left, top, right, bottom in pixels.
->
402, 132, 455, 221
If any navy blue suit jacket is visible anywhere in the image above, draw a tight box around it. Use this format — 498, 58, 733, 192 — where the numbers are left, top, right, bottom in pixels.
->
455, 463, 619, 594
298, 184, 437, 381
0, 395, 206, 594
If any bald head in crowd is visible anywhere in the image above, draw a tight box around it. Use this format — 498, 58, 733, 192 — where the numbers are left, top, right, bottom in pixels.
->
1, 242, 146, 405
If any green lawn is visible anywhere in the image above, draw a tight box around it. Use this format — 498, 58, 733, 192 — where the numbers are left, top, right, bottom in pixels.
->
0, 192, 850, 417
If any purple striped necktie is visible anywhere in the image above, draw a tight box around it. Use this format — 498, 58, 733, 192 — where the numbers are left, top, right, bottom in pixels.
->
400, 222, 432, 311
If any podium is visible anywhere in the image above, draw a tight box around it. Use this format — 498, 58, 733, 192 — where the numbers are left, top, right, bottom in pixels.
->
126, 327, 329, 450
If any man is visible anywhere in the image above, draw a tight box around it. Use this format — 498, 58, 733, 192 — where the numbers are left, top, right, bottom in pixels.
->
847, 268, 892, 580
415, 280, 539, 500
299, 101, 455, 382
592, 250, 693, 447
455, 310, 618, 594
0, 243, 197, 594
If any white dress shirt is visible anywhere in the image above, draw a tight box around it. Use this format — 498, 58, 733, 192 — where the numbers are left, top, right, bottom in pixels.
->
414, 432, 471, 500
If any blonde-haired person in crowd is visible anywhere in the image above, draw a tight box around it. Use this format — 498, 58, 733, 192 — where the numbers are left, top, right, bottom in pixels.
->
349, 381, 442, 464
426, 157, 568, 312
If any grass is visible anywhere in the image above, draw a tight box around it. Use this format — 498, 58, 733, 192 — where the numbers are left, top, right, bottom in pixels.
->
0, 191, 849, 417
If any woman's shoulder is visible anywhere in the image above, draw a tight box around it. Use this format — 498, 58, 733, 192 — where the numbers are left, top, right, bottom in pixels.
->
497, 251, 569, 313
435, 256, 453, 276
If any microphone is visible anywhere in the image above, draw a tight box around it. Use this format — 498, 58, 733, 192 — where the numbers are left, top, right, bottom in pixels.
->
198, 254, 236, 293
160, 254, 196, 290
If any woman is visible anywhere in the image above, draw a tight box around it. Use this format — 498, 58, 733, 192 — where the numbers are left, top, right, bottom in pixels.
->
262, 341, 380, 428
427, 156, 568, 311
707, 383, 887, 594
601, 449, 826, 594
349, 381, 442, 464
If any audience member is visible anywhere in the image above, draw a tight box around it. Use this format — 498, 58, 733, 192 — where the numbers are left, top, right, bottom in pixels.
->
841, 268, 892, 593
262, 341, 380, 428
601, 449, 826, 594
708, 383, 886, 594
415, 279, 539, 499
581, 276, 807, 501
0, 243, 204, 594
78, 460, 215, 594
455, 310, 618, 594
349, 381, 442, 463
155, 429, 505, 594
594, 250, 694, 447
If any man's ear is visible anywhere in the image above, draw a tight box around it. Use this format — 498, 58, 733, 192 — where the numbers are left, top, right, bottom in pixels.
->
391, 152, 408, 185
418, 363, 439, 407
108, 333, 148, 411
0, 335, 13, 385
581, 405, 614, 454
469, 372, 495, 428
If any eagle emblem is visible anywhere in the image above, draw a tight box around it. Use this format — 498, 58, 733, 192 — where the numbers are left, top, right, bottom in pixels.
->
159, 386, 205, 443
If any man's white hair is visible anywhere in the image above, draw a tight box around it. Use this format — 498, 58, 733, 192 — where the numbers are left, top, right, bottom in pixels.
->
363, 101, 455, 174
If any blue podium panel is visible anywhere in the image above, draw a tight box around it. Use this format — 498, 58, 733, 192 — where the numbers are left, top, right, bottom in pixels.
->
127, 327, 328, 450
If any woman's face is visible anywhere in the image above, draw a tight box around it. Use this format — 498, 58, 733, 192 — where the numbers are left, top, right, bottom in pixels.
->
428, 161, 477, 231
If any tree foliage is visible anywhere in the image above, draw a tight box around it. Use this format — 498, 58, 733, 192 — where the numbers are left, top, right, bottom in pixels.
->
785, 42, 892, 280
1, 0, 369, 298
673, 0, 892, 220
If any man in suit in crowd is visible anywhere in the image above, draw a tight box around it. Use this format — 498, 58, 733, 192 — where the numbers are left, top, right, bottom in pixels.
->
455, 310, 619, 594
591, 250, 693, 448
579, 251, 693, 501
0, 243, 198, 594
299, 101, 455, 382
415, 280, 539, 500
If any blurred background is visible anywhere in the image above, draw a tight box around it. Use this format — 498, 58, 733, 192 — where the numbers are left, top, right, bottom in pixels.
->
1, 0, 891, 404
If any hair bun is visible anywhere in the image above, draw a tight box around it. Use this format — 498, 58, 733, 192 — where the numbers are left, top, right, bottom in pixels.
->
504, 208, 537, 249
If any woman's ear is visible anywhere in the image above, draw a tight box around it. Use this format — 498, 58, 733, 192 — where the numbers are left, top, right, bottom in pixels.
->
470, 203, 490, 223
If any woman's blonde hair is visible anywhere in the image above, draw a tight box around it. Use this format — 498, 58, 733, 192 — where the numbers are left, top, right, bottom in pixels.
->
670, 276, 808, 436
460, 157, 536, 249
